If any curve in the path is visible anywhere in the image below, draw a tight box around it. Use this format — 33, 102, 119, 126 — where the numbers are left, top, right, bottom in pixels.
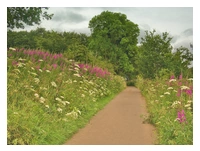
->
65, 87, 156, 145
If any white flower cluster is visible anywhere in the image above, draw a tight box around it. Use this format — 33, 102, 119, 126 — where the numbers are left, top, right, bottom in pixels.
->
51, 81, 57, 87
181, 86, 190, 90
171, 101, 181, 108
34, 78, 40, 84
65, 107, 81, 119
55, 97, 70, 106
164, 92, 170, 95
169, 79, 176, 82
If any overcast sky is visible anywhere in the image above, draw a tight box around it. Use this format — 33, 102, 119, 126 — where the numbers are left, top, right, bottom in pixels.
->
15, 7, 193, 50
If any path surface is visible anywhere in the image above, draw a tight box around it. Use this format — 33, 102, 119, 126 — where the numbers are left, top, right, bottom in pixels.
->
65, 87, 156, 145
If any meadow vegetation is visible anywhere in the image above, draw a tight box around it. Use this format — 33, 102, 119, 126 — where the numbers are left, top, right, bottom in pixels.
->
7, 48, 126, 144
7, 8, 193, 145
136, 74, 193, 144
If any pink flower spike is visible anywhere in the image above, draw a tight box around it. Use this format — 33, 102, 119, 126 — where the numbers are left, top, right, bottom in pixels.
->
179, 74, 183, 80
12, 61, 18, 66
186, 89, 192, 96
177, 110, 186, 123
170, 75, 175, 79
52, 64, 57, 69
176, 89, 181, 97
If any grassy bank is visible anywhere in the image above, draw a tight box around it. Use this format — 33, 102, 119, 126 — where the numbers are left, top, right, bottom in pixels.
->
7, 48, 126, 145
136, 75, 193, 145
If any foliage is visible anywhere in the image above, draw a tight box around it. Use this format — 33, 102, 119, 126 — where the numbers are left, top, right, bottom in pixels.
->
135, 30, 193, 79
88, 11, 139, 78
7, 48, 126, 144
170, 46, 193, 77
136, 75, 193, 144
7, 28, 89, 53
7, 7, 53, 29
7, 9, 193, 83
135, 30, 173, 79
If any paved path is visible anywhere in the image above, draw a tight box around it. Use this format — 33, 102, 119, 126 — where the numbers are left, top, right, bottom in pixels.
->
65, 87, 156, 145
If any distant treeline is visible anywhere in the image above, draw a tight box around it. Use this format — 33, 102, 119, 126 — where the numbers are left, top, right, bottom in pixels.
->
7, 28, 89, 53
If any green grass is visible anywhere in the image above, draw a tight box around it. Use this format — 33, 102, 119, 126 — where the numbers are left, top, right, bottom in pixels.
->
7, 48, 126, 145
136, 75, 193, 145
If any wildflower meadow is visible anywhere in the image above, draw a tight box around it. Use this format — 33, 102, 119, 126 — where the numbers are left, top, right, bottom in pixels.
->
136, 74, 193, 144
7, 48, 126, 145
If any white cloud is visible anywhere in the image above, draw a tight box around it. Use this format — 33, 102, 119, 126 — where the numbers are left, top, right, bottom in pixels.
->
12, 7, 193, 50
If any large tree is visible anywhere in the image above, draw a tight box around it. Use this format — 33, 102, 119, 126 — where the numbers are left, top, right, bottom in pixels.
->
135, 30, 193, 79
135, 30, 173, 79
88, 11, 139, 78
7, 7, 53, 29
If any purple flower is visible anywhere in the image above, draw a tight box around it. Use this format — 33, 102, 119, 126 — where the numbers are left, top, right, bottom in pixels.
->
52, 64, 57, 69
185, 89, 192, 96
170, 75, 175, 79
178, 81, 182, 86
36, 65, 40, 70
179, 74, 183, 80
177, 110, 186, 123
176, 89, 181, 97
12, 61, 18, 66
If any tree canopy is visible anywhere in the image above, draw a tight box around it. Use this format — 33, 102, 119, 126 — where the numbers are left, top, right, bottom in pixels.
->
88, 11, 140, 78
135, 30, 193, 79
7, 9, 193, 80
7, 7, 53, 29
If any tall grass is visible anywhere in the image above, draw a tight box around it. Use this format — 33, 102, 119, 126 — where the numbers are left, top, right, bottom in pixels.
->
7, 48, 126, 145
136, 74, 193, 144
